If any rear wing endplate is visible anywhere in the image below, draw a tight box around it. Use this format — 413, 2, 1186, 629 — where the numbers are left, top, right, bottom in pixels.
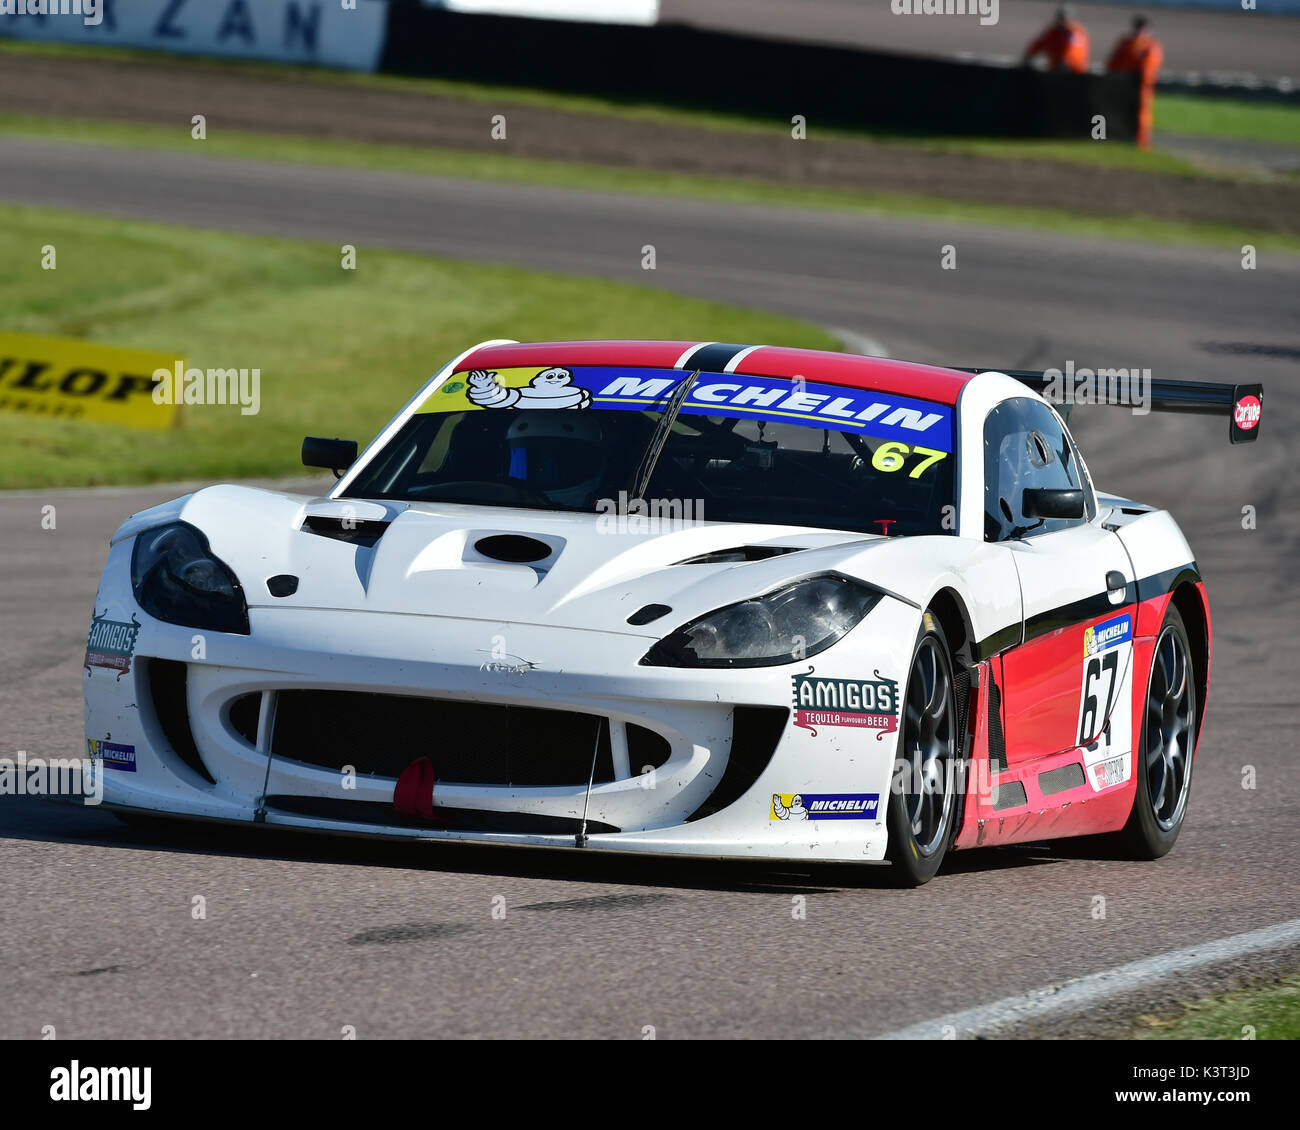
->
956, 369, 1263, 445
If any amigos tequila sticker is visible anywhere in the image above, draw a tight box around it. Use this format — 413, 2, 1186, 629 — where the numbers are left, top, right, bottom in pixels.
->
791, 667, 899, 738
84, 610, 141, 680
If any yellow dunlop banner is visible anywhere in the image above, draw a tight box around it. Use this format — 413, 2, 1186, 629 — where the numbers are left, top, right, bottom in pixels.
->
0, 332, 182, 430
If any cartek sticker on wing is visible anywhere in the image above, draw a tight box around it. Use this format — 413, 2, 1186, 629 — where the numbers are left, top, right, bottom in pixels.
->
419, 366, 955, 452
1077, 612, 1135, 788
1092, 756, 1125, 789
791, 667, 899, 738
84, 610, 141, 680
771, 793, 881, 821
86, 740, 137, 773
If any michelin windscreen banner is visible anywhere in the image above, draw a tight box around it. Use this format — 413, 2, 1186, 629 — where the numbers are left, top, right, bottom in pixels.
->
0, 0, 389, 72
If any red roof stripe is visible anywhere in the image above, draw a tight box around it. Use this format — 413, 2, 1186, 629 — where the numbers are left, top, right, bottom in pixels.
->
733, 347, 971, 404
455, 341, 973, 405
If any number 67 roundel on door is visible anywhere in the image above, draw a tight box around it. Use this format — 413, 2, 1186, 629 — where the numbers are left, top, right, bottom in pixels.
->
1078, 612, 1135, 791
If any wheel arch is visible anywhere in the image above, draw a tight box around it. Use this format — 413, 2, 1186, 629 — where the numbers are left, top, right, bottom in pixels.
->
924, 587, 978, 772
925, 586, 974, 667
1169, 581, 1210, 750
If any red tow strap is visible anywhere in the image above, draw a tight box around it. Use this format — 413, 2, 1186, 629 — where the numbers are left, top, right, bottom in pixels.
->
393, 756, 437, 821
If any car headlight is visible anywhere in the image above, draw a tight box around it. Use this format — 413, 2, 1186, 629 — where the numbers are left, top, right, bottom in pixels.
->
641, 574, 882, 668
131, 522, 250, 635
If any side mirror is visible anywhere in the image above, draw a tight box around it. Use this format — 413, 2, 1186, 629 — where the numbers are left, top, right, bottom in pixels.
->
1022, 487, 1085, 520
302, 436, 357, 477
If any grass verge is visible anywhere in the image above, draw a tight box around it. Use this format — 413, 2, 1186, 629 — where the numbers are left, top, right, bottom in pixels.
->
1134, 974, 1300, 1040
1157, 94, 1300, 148
0, 205, 839, 489
4, 113, 1297, 255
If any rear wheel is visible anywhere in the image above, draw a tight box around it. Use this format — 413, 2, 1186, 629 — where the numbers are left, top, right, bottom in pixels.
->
1116, 604, 1197, 859
885, 616, 959, 886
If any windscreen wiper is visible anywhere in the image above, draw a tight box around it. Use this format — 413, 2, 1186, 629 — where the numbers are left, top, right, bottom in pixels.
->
632, 369, 700, 500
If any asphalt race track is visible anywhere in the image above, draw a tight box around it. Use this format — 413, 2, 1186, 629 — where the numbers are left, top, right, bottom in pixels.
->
1, 136, 1298, 1038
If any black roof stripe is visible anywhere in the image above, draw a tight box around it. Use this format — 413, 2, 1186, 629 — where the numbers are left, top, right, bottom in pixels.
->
676, 342, 752, 372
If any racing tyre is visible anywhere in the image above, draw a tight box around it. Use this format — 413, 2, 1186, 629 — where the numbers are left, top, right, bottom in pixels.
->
1116, 603, 1197, 859
885, 614, 960, 886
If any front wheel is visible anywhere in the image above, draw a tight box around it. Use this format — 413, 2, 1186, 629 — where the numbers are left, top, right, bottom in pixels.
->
885, 615, 960, 886
1114, 604, 1197, 859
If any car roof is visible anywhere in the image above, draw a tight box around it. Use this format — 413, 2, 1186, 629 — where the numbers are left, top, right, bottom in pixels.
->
457, 340, 975, 407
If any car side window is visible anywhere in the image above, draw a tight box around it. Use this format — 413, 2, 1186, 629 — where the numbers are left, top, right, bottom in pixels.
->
983, 398, 1088, 542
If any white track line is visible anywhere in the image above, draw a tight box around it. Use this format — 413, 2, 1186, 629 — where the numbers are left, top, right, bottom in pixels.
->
878, 917, 1300, 1040
829, 327, 889, 358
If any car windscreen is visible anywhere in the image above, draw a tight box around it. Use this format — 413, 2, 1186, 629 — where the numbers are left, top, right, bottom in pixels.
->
340, 364, 956, 536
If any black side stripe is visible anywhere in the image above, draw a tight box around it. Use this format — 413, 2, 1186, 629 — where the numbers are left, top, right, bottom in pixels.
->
971, 561, 1201, 662
677, 342, 751, 372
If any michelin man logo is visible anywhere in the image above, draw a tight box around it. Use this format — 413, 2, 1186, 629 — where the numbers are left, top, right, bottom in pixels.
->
772, 793, 808, 820
466, 368, 593, 410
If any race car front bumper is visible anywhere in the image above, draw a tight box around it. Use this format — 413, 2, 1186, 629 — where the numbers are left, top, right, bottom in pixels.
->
84, 538, 921, 863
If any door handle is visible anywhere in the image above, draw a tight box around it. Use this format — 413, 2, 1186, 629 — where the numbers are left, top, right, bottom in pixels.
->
1105, 570, 1126, 593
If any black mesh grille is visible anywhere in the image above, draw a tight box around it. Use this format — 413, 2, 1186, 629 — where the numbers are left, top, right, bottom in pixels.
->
987, 676, 1007, 773
992, 780, 1027, 810
270, 690, 616, 786
953, 665, 971, 757
1039, 763, 1086, 796
145, 660, 215, 785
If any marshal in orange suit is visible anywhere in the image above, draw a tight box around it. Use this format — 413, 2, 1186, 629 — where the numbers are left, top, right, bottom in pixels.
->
1022, 6, 1091, 75
1107, 16, 1165, 149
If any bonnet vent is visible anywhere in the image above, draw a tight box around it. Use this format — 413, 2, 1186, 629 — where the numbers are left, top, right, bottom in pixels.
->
473, 534, 554, 564
301, 516, 391, 548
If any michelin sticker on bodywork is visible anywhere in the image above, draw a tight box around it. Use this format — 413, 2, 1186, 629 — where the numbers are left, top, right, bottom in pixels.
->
771, 793, 881, 820
87, 740, 137, 773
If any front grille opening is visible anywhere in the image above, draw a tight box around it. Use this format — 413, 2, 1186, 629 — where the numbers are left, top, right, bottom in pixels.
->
627, 723, 671, 773
686, 705, 788, 821
227, 693, 261, 746
145, 659, 215, 785
271, 691, 616, 787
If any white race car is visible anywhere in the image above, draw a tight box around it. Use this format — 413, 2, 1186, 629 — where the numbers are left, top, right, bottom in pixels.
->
84, 340, 1262, 883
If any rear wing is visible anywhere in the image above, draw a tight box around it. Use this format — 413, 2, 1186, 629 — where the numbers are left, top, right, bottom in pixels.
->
956, 369, 1263, 445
